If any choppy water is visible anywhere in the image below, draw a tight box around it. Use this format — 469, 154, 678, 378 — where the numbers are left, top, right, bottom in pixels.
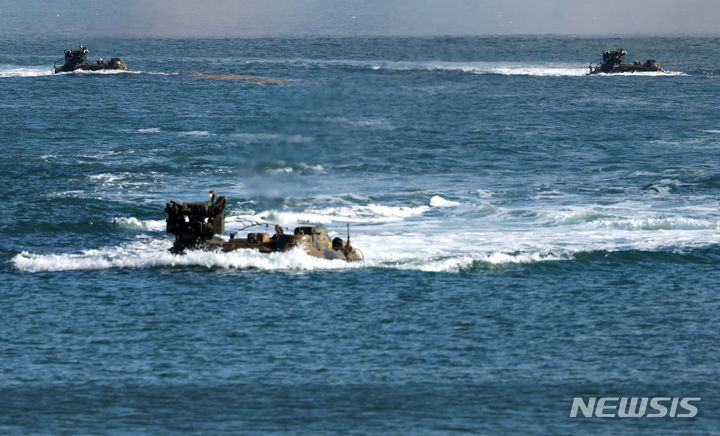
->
2, 36, 719, 434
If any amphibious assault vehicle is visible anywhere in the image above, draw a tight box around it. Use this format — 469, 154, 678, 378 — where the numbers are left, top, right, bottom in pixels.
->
165, 191, 363, 262
588, 49, 662, 75
53, 45, 128, 73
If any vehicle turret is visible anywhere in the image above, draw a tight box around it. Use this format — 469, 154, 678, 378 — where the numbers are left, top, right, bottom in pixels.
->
166, 191, 226, 253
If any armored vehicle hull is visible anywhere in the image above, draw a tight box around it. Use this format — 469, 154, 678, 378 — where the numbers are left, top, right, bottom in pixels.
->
588, 49, 662, 75
165, 192, 363, 262
53, 45, 128, 74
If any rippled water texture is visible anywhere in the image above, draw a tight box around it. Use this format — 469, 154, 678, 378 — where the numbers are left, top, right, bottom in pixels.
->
1, 36, 719, 434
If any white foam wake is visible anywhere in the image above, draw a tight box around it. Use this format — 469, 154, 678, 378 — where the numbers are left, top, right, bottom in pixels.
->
590, 71, 687, 77
14, 195, 720, 273
0, 65, 174, 78
13, 220, 719, 273
364, 60, 685, 77
0, 66, 52, 78
350, 225, 720, 272
367, 60, 587, 76
11, 239, 359, 273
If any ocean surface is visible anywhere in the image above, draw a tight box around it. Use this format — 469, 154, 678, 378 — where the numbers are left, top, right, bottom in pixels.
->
1, 36, 719, 434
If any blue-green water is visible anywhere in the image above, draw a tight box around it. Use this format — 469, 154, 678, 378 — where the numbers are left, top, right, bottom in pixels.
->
2, 36, 719, 434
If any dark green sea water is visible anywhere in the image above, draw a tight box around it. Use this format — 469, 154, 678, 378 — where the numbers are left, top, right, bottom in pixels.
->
1, 36, 719, 434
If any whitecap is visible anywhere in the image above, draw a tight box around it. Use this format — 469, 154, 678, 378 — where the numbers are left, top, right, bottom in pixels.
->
88, 173, 120, 183
411, 251, 569, 272
111, 217, 166, 232
266, 167, 294, 175
429, 195, 460, 207
476, 189, 493, 198
298, 163, 326, 173
180, 130, 213, 136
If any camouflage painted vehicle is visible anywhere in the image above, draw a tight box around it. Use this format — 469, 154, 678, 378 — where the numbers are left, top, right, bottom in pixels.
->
588, 49, 663, 75
165, 192, 363, 262
53, 45, 128, 73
